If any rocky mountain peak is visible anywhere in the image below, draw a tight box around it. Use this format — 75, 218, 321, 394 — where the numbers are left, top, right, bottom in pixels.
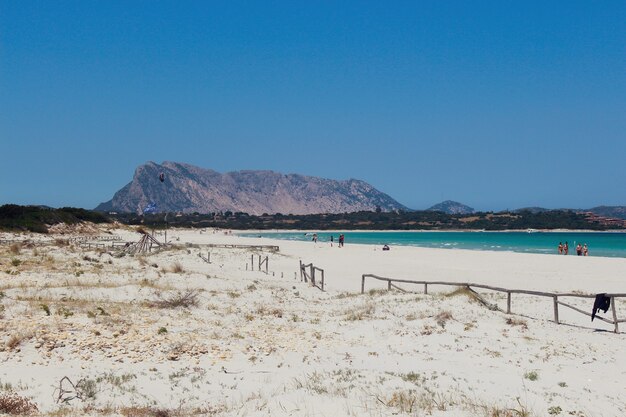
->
96, 161, 408, 215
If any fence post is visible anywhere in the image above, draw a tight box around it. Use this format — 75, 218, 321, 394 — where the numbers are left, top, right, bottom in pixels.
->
321, 269, 324, 291
299, 260, 303, 281
388, 280, 391, 290
361, 275, 366, 294
424, 283, 428, 295
310, 265, 315, 287
553, 296, 559, 324
251, 255, 254, 271
611, 297, 619, 333
507, 292, 511, 314
265, 256, 268, 274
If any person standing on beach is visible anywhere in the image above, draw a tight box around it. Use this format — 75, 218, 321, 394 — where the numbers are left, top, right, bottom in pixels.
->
564, 242, 569, 255
558, 242, 563, 254
330, 235, 334, 247
576, 243, 583, 256
339, 234, 344, 247
583, 244, 589, 256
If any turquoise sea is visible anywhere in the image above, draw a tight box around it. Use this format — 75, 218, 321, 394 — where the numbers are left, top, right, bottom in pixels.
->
241, 231, 626, 258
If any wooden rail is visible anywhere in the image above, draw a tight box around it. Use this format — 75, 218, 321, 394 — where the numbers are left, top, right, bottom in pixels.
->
204, 244, 279, 252
69, 236, 122, 243
299, 261, 325, 291
361, 274, 625, 333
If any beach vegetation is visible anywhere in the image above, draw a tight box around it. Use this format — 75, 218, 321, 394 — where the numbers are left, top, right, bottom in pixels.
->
345, 303, 375, 321
153, 290, 200, 309
0, 392, 39, 415
6, 334, 24, 350
548, 405, 563, 415
435, 310, 453, 328
384, 388, 453, 414
158, 327, 168, 335
334, 292, 360, 299
557, 381, 567, 387
40, 304, 51, 316
56, 306, 74, 318
506, 317, 528, 330
400, 372, 425, 385
293, 372, 329, 395
170, 262, 184, 273
9, 243, 21, 255
368, 288, 388, 296
524, 370, 539, 381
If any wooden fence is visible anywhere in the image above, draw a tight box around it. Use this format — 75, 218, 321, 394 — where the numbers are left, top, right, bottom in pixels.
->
299, 261, 325, 291
198, 251, 211, 263
204, 244, 279, 252
361, 274, 626, 333
247, 254, 269, 273
77, 241, 130, 250
69, 236, 122, 243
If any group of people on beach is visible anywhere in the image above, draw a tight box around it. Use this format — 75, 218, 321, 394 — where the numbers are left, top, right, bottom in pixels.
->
558, 241, 588, 256
323, 234, 344, 247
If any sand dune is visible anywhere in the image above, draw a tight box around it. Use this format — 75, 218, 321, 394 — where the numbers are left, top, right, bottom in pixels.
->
0, 227, 624, 416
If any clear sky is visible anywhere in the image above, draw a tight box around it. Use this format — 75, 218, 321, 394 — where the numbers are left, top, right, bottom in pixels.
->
1, 1, 625, 211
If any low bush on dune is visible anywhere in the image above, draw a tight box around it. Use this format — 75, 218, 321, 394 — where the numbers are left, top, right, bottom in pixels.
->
0, 392, 38, 415
152, 290, 200, 309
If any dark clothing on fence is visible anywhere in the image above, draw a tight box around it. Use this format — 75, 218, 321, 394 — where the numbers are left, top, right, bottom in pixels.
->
591, 293, 611, 321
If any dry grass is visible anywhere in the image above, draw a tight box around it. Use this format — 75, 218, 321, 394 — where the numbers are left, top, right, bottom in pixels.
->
444, 286, 474, 298
9, 243, 21, 255
254, 305, 283, 318
345, 302, 376, 321
505, 317, 528, 330
152, 290, 200, 309
435, 311, 453, 328
0, 392, 38, 415
6, 334, 25, 350
170, 262, 184, 273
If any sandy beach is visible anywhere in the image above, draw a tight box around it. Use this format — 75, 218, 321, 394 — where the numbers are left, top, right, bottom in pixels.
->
1, 226, 625, 416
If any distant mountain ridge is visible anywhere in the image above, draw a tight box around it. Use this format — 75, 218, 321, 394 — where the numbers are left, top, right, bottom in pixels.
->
587, 206, 626, 220
96, 161, 408, 215
427, 200, 475, 215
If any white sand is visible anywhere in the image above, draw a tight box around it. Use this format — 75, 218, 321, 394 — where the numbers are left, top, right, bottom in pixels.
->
1, 226, 625, 416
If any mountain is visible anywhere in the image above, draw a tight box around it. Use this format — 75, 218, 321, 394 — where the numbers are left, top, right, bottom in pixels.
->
96, 161, 408, 215
427, 200, 475, 215
587, 206, 626, 220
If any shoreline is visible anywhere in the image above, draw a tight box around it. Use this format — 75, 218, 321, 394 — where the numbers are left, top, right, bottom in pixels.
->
234, 228, 626, 233
236, 229, 626, 259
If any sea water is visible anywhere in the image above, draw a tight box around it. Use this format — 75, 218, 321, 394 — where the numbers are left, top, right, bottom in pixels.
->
240, 231, 626, 258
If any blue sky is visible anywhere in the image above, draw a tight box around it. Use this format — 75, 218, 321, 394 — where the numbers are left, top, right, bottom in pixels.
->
1, 1, 625, 211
